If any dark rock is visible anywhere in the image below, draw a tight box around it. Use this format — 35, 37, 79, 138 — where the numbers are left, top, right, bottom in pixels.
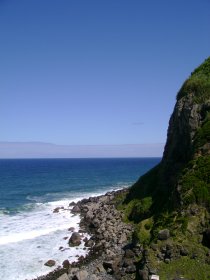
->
53, 207, 62, 213
138, 269, 149, 280
125, 264, 136, 274
68, 227, 75, 232
150, 243, 158, 251
69, 201, 76, 206
143, 249, 149, 257
180, 247, 189, 256
62, 259, 70, 269
44, 259, 56, 267
191, 253, 198, 259
157, 253, 164, 260
69, 232, 82, 246
78, 255, 85, 262
103, 260, 114, 270
203, 228, 210, 247
84, 239, 94, 247
158, 229, 170, 240
83, 237, 88, 243
71, 205, 81, 213
123, 258, 134, 268
165, 249, 172, 258
124, 249, 135, 258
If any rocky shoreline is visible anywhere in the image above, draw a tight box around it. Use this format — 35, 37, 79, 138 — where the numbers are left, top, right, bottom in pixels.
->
33, 188, 149, 280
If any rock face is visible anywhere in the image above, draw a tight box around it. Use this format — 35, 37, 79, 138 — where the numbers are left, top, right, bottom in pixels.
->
123, 57, 210, 279
127, 57, 210, 210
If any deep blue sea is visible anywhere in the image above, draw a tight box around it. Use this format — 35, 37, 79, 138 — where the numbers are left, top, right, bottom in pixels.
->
0, 158, 160, 280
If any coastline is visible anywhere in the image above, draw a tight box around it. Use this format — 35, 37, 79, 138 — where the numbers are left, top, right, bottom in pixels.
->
33, 188, 140, 280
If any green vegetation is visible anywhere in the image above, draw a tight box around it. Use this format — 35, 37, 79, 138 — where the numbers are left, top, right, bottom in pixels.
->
194, 112, 210, 149
132, 218, 153, 245
159, 257, 210, 280
177, 57, 210, 102
180, 156, 210, 207
113, 57, 210, 279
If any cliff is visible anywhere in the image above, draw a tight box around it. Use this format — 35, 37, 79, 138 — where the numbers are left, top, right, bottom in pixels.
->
121, 57, 210, 279
126, 57, 210, 211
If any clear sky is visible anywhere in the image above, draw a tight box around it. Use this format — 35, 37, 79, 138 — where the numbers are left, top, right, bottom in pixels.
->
0, 0, 210, 155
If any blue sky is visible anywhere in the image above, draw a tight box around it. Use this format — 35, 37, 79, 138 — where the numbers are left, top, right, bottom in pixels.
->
0, 0, 210, 156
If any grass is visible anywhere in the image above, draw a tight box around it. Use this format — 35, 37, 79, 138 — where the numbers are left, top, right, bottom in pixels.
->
180, 155, 210, 207
177, 57, 210, 102
158, 257, 210, 280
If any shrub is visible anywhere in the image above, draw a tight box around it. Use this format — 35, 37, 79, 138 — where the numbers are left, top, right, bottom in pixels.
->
180, 156, 210, 207
177, 57, 210, 102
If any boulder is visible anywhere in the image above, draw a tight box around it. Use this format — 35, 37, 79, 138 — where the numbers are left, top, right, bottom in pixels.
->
158, 229, 170, 240
53, 207, 64, 213
83, 237, 88, 243
125, 264, 136, 274
69, 232, 82, 246
44, 259, 56, 267
123, 258, 134, 268
62, 259, 70, 269
72, 269, 88, 280
68, 227, 75, 232
71, 205, 81, 213
53, 207, 60, 213
69, 201, 76, 206
78, 255, 85, 262
138, 269, 149, 280
84, 239, 94, 247
56, 273, 69, 280
124, 249, 135, 258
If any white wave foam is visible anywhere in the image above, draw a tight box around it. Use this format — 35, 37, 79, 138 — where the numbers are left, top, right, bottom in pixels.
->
0, 184, 129, 280
0, 199, 90, 280
0, 223, 71, 245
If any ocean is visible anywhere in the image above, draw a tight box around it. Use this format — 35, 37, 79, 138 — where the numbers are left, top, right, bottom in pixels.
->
0, 158, 160, 280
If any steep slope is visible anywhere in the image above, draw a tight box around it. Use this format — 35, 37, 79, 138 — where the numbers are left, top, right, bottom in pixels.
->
126, 57, 210, 212
121, 57, 210, 279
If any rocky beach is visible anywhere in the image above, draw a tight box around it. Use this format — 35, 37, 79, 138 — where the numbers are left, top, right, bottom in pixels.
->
33, 188, 144, 280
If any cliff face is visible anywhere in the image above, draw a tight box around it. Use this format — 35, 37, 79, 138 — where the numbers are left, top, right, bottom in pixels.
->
163, 63, 210, 164
121, 57, 210, 279
163, 93, 202, 163
126, 57, 210, 212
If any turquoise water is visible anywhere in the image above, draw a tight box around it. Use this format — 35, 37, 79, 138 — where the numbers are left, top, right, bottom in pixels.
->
0, 158, 160, 280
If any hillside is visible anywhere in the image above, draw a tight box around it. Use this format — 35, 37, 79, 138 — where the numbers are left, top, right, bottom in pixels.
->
120, 57, 210, 279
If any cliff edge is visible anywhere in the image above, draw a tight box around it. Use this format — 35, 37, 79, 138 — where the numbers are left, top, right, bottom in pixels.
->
121, 57, 210, 279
